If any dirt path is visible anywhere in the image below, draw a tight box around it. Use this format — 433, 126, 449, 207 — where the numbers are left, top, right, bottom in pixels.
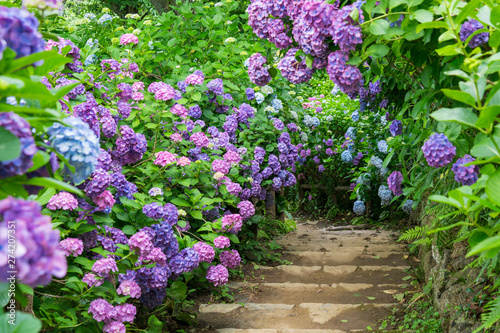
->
197, 220, 411, 332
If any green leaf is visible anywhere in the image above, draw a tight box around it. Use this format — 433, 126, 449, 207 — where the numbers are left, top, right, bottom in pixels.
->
486, 169, 500, 207
477, 106, 500, 128
192, 92, 202, 101
146, 315, 163, 333
412, 9, 433, 23
268, 67, 277, 78
468, 230, 489, 249
441, 89, 476, 107
456, 0, 482, 24
122, 225, 137, 235
416, 21, 448, 33
305, 55, 314, 69
490, 5, 500, 30
0, 283, 9, 307
167, 281, 187, 300
471, 136, 500, 158
21, 177, 83, 196
190, 210, 203, 219
467, 235, 500, 257
35, 187, 56, 205
389, 0, 408, 9
429, 195, 461, 209
0, 312, 42, 333
369, 19, 390, 35
0, 127, 21, 161
430, 107, 478, 129
367, 44, 390, 58
170, 197, 191, 207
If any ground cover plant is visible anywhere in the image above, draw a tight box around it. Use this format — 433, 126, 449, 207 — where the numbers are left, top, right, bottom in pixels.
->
2, 0, 500, 332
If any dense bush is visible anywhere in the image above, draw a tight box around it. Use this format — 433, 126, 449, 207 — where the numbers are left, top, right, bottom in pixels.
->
3, 0, 500, 331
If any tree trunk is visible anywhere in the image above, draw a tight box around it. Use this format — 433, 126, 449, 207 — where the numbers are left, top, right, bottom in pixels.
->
265, 190, 276, 220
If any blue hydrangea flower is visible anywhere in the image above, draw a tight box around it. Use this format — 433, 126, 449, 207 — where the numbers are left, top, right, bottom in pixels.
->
402, 200, 413, 214
311, 116, 320, 127
85, 38, 99, 48
341, 151, 353, 163
378, 185, 393, 206
369, 155, 383, 169
377, 140, 388, 154
84, 13, 96, 20
271, 99, 283, 110
351, 111, 359, 122
48, 117, 100, 184
84, 54, 97, 66
353, 200, 365, 215
98, 14, 113, 25
255, 92, 265, 104
326, 115, 333, 122
331, 85, 340, 95
345, 127, 356, 139
299, 132, 308, 143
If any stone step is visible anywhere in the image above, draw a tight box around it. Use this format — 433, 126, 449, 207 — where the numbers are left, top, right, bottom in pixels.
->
281, 251, 407, 267
279, 244, 406, 252
248, 265, 410, 285
198, 302, 395, 331
217, 329, 348, 333
227, 282, 405, 304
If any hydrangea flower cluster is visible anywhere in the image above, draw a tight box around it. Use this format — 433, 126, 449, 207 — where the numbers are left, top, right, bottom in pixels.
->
247, 53, 271, 86
0, 112, 37, 178
0, 197, 67, 286
402, 200, 414, 214
390, 120, 403, 136
460, 19, 489, 48
422, 133, 456, 168
353, 200, 365, 215
277, 48, 314, 84
48, 117, 100, 184
206, 264, 229, 286
47, 192, 79, 211
0, 7, 45, 60
452, 154, 479, 185
387, 171, 403, 197
378, 185, 393, 207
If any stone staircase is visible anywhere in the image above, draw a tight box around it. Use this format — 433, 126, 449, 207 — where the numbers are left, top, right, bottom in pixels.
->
197, 221, 410, 332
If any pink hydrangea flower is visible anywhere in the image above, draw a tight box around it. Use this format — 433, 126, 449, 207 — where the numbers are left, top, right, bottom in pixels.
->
213, 236, 230, 248
190, 132, 209, 148
82, 273, 104, 288
206, 265, 228, 286
170, 133, 183, 142
47, 191, 78, 211
103, 322, 126, 333
92, 258, 118, 277
115, 303, 136, 323
139, 247, 167, 266
120, 33, 139, 45
155, 85, 176, 101
220, 249, 241, 269
132, 92, 144, 101
128, 231, 154, 256
223, 150, 241, 164
59, 238, 84, 257
89, 299, 115, 322
212, 159, 231, 174
171, 104, 188, 118
132, 82, 144, 92
177, 157, 191, 166
193, 242, 215, 263
154, 151, 177, 166
221, 214, 243, 233
92, 190, 115, 211
117, 280, 141, 298
185, 74, 204, 85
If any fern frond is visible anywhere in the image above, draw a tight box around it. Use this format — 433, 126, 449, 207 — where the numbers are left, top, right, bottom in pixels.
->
398, 225, 429, 242
475, 296, 500, 332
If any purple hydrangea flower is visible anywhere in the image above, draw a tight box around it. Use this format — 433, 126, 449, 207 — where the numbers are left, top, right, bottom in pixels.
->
246, 88, 255, 100
277, 48, 314, 84
422, 133, 456, 168
0, 112, 37, 178
58, 238, 83, 257
452, 154, 479, 185
115, 125, 147, 165
0, 197, 67, 286
213, 236, 230, 249
248, 53, 271, 86
170, 248, 200, 276
390, 120, 403, 136
92, 257, 118, 277
47, 191, 79, 211
387, 171, 403, 197
237, 200, 255, 219
219, 250, 241, 269
88, 299, 115, 322
188, 105, 202, 119
0, 7, 45, 60
117, 279, 142, 298
193, 242, 215, 263
460, 19, 489, 48
206, 264, 229, 286
206, 78, 224, 96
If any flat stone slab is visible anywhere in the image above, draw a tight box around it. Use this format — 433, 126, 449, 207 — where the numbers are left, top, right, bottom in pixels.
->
299, 303, 395, 324
244, 303, 296, 311
200, 304, 242, 314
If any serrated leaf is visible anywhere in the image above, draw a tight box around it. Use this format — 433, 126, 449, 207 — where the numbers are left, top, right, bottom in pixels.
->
0, 127, 20, 161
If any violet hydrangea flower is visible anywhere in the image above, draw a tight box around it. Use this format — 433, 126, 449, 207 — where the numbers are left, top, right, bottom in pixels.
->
47, 191, 79, 211
206, 264, 229, 286
0, 197, 67, 287
422, 133, 456, 168
452, 154, 479, 185
387, 171, 403, 197
58, 238, 84, 257
193, 242, 215, 263
213, 236, 230, 249
460, 19, 489, 48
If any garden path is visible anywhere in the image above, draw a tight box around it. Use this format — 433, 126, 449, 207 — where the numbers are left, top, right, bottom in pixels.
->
197, 220, 411, 332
